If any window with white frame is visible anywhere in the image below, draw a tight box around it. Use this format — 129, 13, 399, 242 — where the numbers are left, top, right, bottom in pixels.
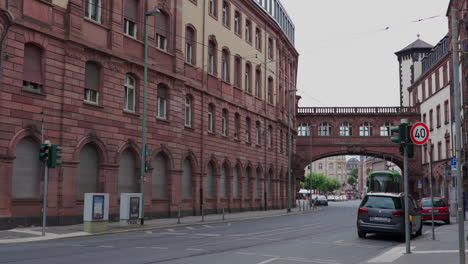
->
359, 122, 372, 136
208, 104, 214, 133
185, 95, 192, 127
185, 27, 195, 64
339, 122, 352, 136
234, 12, 241, 35
318, 122, 331, 136
298, 123, 310, 136
222, 1, 229, 26
222, 49, 230, 82
255, 68, 261, 97
208, 40, 216, 75
318, 163, 323, 170
221, 109, 228, 136
245, 20, 252, 42
209, 0, 216, 16
85, 0, 101, 22
245, 63, 252, 93
255, 121, 261, 145
267, 125, 272, 148
157, 84, 167, 119
123, 0, 138, 38
84, 61, 100, 104
124, 74, 136, 111
380, 122, 391, 136
156, 12, 169, 51
255, 28, 261, 49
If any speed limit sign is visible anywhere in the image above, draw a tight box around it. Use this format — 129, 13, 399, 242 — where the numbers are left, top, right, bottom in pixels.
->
410, 122, 430, 145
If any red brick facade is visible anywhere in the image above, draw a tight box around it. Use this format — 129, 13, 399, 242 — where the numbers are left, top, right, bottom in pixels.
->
0, 0, 298, 228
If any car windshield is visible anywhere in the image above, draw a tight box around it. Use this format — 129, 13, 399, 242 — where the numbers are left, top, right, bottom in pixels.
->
318, 195, 326, 199
362, 196, 402, 209
422, 199, 445, 207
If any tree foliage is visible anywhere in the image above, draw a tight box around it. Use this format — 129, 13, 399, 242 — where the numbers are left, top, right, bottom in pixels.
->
347, 168, 358, 186
301, 173, 342, 193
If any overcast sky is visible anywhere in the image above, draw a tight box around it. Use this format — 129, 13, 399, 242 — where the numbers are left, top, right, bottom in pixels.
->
281, 0, 450, 107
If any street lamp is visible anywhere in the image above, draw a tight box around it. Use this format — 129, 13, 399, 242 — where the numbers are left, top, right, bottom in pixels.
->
140, 8, 160, 226
308, 124, 316, 208
287, 88, 298, 213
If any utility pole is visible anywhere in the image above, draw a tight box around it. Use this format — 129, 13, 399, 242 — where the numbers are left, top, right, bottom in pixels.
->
428, 142, 435, 240
402, 122, 411, 254
309, 125, 313, 208
451, 8, 465, 264
287, 88, 297, 213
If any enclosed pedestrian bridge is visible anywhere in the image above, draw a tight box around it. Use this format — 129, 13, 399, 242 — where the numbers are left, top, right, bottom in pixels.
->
294, 106, 423, 192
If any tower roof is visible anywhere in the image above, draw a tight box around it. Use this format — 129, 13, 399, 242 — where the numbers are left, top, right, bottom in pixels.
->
395, 39, 433, 56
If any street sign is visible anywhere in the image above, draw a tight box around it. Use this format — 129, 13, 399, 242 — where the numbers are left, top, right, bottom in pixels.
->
410, 122, 430, 145
418, 179, 422, 189
451, 157, 457, 166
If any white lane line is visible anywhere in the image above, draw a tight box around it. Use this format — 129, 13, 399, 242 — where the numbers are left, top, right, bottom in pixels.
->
236, 252, 256, 256
97, 245, 114, 248
151, 246, 169, 250
186, 227, 195, 230
186, 248, 204, 251
192, 233, 221, 237
158, 232, 187, 235
203, 225, 213, 228
333, 240, 344, 244
256, 258, 279, 264
261, 254, 281, 258
167, 229, 175, 232
134, 246, 147, 249
367, 246, 407, 263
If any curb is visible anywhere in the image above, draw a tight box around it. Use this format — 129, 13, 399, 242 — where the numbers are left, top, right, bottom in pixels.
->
1, 207, 321, 244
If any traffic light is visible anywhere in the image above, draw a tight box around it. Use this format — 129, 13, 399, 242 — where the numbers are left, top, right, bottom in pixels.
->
39, 143, 50, 161
406, 125, 414, 158
48, 144, 63, 168
390, 124, 407, 144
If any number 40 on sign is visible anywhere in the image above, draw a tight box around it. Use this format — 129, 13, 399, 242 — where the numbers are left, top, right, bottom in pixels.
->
410, 122, 430, 145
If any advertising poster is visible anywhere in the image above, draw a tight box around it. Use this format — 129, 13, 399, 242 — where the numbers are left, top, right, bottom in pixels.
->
92, 195, 105, 220
129, 197, 140, 219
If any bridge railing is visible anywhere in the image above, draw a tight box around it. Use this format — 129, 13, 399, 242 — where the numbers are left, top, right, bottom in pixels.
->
297, 106, 419, 115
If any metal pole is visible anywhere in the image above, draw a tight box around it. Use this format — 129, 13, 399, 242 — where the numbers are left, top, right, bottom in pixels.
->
287, 90, 292, 213
309, 125, 313, 208
177, 206, 181, 224
41, 165, 49, 236
139, 15, 150, 226
451, 8, 465, 264
404, 127, 411, 254
429, 143, 435, 240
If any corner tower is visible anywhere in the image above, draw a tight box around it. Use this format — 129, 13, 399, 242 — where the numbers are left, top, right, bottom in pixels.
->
395, 38, 433, 107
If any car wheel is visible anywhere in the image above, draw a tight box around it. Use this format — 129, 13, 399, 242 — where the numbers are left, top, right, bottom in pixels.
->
357, 229, 366, 238
416, 220, 423, 237
444, 219, 451, 225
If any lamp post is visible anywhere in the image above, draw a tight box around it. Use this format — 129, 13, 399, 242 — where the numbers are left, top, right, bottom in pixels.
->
140, 8, 160, 226
309, 124, 315, 208
287, 88, 298, 213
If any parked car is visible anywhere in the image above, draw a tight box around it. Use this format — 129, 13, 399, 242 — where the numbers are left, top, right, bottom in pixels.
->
356, 192, 423, 239
312, 195, 328, 206
418, 197, 450, 224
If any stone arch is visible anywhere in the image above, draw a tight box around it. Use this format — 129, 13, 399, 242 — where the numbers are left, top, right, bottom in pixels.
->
73, 135, 109, 164
182, 149, 199, 173
115, 139, 141, 166
151, 144, 174, 170
7, 127, 41, 157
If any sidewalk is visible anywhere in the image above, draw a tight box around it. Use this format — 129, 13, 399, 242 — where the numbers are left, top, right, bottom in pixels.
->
0, 202, 317, 244
369, 217, 468, 263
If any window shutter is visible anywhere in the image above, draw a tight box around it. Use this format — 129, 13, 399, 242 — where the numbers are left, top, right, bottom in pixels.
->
85, 62, 100, 91
124, 0, 138, 21
156, 13, 168, 37
158, 85, 167, 98
23, 44, 43, 84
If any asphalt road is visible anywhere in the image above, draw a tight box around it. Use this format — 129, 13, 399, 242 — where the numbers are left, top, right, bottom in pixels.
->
0, 200, 426, 264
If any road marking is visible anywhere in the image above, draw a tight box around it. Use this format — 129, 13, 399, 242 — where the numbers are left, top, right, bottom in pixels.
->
261, 254, 281, 258
367, 246, 408, 263
167, 229, 175, 232
145, 231, 153, 234
192, 233, 221, 237
97, 245, 114, 248
0, 232, 90, 244
186, 227, 195, 230
186, 248, 204, 251
203, 225, 213, 228
135, 246, 147, 249
158, 232, 187, 235
256, 258, 279, 264
333, 240, 344, 244
236, 252, 256, 255
151, 246, 169, 250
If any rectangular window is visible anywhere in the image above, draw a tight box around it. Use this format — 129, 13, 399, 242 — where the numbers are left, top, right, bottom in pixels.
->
208, 54, 214, 74
157, 34, 168, 51
185, 97, 192, 127
185, 43, 193, 64
221, 113, 227, 136
157, 97, 166, 119
208, 110, 213, 132
268, 38, 273, 59
444, 100, 449, 124
84, 89, 99, 104
246, 120, 251, 143
234, 115, 240, 139
124, 86, 135, 111
436, 105, 441, 128
124, 19, 137, 38
438, 141, 442, 161
429, 109, 433, 130
85, 0, 101, 22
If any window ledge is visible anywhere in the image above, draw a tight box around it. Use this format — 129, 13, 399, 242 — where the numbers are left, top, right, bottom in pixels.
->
123, 34, 141, 43
223, 24, 231, 30
233, 85, 243, 92
123, 109, 139, 116
209, 13, 218, 20
208, 131, 215, 136
221, 80, 231, 85
22, 87, 46, 96
156, 47, 174, 56
156, 117, 170, 124
184, 125, 195, 131
83, 101, 104, 109
235, 32, 242, 39
84, 17, 108, 30
208, 72, 218, 78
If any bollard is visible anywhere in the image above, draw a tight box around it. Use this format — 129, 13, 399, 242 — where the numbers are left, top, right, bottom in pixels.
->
222, 208, 225, 221
298, 200, 301, 211
177, 206, 181, 224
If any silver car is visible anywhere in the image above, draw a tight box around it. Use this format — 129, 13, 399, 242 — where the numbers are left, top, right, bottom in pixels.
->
356, 192, 422, 238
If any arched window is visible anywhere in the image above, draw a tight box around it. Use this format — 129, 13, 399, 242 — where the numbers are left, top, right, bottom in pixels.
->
85, 61, 100, 104
380, 122, 392, 136
185, 26, 196, 64
245, 20, 252, 43
221, 109, 228, 136
255, 121, 261, 145
245, 62, 252, 93
232, 165, 239, 198
119, 149, 137, 193
208, 104, 215, 133
124, 0, 138, 38
339, 122, 352, 136
220, 163, 228, 198
23, 43, 43, 90
318, 122, 331, 136
221, 48, 230, 82
255, 167, 261, 198
267, 77, 274, 104
360, 122, 373, 136
208, 39, 217, 75
234, 11, 241, 36
298, 123, 310, 136
185, 95, 192, 127
244, 166, 251, 198
182, 158, 192, 198
152, 153, 168, 198
234, 56, 242, 88
222, 1, 230, 27
157, 84, 168, 119
206, 162, 215, 198
234, 113, 240, 139
124, 74, 136, 112
77, 144, 100, 199
255, 67, 262, 97
246, 117, 251, 143
12, 138, 41, 199
156, 12, 169, 51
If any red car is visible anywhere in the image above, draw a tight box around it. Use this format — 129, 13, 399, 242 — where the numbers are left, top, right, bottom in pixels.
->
419, 197, 450, 224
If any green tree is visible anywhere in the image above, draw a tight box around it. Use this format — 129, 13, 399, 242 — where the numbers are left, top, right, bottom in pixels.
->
347, 168, 358, 186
